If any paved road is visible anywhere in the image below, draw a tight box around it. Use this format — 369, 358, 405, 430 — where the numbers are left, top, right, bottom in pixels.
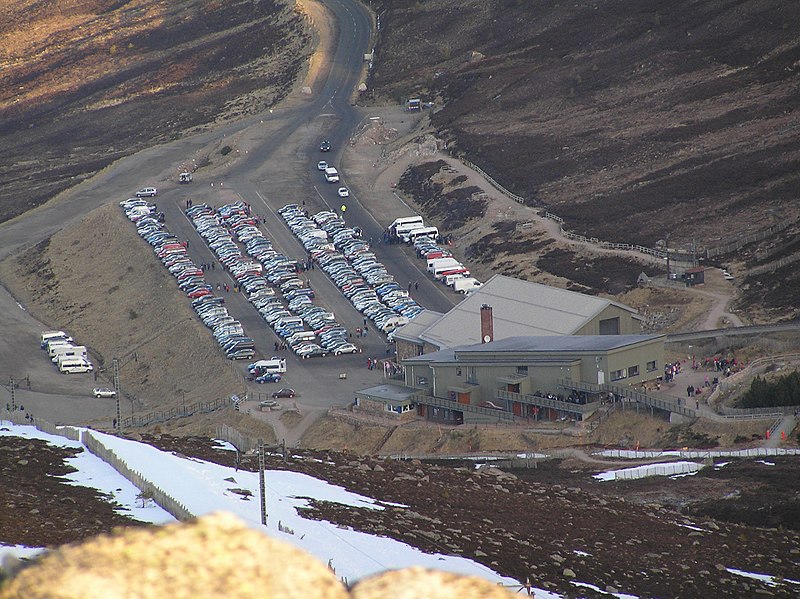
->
0, 0, 454, 422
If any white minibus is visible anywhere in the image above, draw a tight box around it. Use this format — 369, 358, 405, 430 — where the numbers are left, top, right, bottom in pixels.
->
58, 358, 94, 374
404, 226, 439, 243
388, 216, 423, 232
51, 346, 88, 362
249, 358, 287, 374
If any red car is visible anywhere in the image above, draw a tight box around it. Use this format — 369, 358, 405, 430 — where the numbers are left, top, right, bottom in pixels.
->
187, 288, 212, 299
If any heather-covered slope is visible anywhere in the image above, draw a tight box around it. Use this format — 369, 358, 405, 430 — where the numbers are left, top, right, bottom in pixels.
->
0, 0, 310, 222
368, 0, 800, 249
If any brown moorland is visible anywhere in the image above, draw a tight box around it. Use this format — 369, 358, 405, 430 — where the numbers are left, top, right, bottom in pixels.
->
0, 0, 309, 223
365, 0, 800, 317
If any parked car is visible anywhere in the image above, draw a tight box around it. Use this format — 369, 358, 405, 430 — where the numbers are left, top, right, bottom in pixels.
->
93, 387, 116, 398
272, 388, 296, 398
135, 187, 158, 197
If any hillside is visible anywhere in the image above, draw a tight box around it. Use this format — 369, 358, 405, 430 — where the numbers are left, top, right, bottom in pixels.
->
2, 429, 799, 599
0, 0, 310, 223
367, 0, 800, 268
0, 204, 244, 410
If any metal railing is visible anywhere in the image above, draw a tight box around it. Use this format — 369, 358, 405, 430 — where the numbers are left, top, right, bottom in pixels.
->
121, 397, 231, 428
411, 393, 516, 422
495, 389, 601, 415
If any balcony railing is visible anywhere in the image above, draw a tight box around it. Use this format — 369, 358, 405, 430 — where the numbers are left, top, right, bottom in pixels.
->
411, 393, 516, 422
495, 389, 601, 415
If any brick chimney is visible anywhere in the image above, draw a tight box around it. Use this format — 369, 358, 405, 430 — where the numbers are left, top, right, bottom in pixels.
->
480, 304, 494, 344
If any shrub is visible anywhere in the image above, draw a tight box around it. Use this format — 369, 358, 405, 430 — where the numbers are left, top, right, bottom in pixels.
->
739, 371, 800, 408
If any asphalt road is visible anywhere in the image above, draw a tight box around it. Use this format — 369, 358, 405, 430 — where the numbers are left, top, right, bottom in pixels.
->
0, 0, 455, 419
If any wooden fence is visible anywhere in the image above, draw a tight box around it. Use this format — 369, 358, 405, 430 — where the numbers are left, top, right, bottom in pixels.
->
83, 430, 193, 521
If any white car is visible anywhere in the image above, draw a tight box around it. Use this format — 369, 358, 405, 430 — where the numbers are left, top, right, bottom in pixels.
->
332, 343, 359, 355
93, 387, 116, 398
135, 187, 158, 197
317, 160, 328, 171
337, 187, 349, 198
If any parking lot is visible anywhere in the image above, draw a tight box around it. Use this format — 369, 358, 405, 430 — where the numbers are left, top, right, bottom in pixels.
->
123, 176, 444, 407
0, 101, 459, 423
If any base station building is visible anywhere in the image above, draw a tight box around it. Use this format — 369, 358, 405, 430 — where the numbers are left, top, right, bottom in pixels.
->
355, 275, 665, 424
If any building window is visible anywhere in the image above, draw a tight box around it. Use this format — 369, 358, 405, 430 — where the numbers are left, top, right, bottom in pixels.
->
610, 369, 626, 381
599, 317, 620, 335
646, 360, 657, 372
628, 365, 639, 378
466, 367, 477, 384
456, 368, 462, 377
416, 376, 428, 386
516, 365, 528, 374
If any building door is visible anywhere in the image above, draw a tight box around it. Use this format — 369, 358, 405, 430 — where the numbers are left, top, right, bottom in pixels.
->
507, 383, 520, 393
458, 392, 470, 405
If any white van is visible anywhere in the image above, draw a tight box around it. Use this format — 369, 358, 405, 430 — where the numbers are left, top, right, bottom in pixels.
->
275, 317, 303, 329
51, 345, 88, 362
388, 215, 423, 232
444, 273, 466, 286
395, 222, 425, 239
453, 277, 483, 293
48, 342, 83, 358
58, 358, 94, 374
427, 257, 461, 273
287, 331, 316, 345
250, 358, 287, 374
403, 226, 439, 244
41, 330, 72, 348
324, 167, 340, 183
381, 316, 409, 333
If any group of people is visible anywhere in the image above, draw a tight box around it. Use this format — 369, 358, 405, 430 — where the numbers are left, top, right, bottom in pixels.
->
663, 361, 682, 382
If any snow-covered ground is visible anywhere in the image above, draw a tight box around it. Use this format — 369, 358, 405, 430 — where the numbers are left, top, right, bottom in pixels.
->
0, 423, 533, 591
593, 461, 704, 482
4, 422, 797, 598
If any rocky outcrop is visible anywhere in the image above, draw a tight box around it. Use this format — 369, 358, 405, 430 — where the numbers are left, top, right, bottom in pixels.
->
0, 513, 514, 599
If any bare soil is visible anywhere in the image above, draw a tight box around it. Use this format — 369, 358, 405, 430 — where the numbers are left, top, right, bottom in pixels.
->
3, 430, 798, 599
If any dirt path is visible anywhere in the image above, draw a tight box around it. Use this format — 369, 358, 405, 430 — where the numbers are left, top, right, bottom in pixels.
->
345, 117, 745, 332
241, 399, 328, 448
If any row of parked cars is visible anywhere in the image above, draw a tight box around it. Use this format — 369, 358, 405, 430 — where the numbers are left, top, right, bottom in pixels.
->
123, 197, 256, 360
186, 202, 358, 359
411, 234, 483, 294
279, 204, 423, 337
